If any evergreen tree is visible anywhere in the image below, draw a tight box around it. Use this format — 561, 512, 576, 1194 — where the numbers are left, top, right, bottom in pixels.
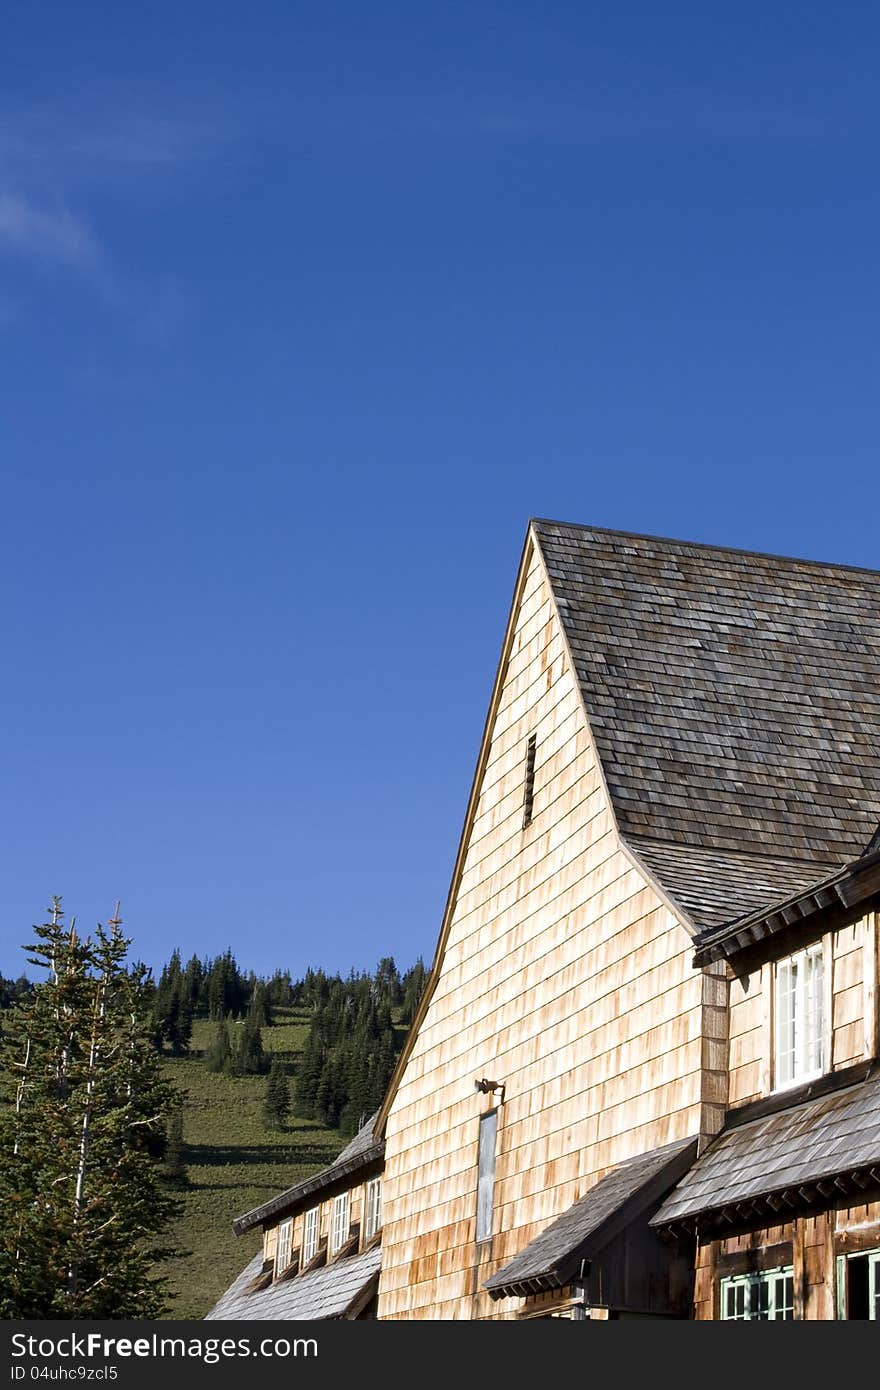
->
163, 1110, 187, 1186
294, 1024, 324, 1117
232, 1004, 264, 1075
0, 899, 179, 1319
248, 980, 272, 1028
154, 982, 192, 1056
401, 957, 427, 1024
315, 1053, 343, 1128
262, 1060, 290, 1130
374, 957, 402, 1010
205, 1016, 232, 1073
267, 969, 292, 1007
152, 950, 193, 1055
181, 954, 204, 1016
0, 974, 34, 1010
206, 950, 247, 1020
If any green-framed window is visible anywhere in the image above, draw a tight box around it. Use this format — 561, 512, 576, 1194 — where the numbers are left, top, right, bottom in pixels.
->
836, 1249, 880, 1319
720, 1267, 794, 1320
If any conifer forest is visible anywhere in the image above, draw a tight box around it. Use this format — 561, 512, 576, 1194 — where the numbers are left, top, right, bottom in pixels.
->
0, 900, 426, 1317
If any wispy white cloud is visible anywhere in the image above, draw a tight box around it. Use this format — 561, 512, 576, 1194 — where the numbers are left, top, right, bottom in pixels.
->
0, 91, 238, 306
0, 191, 99, 269
0, 89, 242, 186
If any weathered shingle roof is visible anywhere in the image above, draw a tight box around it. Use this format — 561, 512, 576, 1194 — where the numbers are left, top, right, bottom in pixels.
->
629, 839, 838, 931
232, 1114, 383, 1236
652, 1066, 880, 1228
534, 520, 880, 929
204, 1243, 382, 1321
330, 1113, 382, 1165
692, 844, 880, 965
484, 1137, 696, 1300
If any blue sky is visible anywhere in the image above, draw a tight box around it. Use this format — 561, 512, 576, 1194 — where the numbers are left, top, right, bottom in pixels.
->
2, 2, 878, 980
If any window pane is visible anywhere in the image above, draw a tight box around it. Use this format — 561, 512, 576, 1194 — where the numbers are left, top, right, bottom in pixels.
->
775, 959, 795, 1086
332, 1192, 350, 1253
775, 947, 823, 1086
276, 1218, 292, 1273
365, 1178, 382, 1240
804, 946, 823, 1075
777, 1274, 794, 1321
753, 1277, 770, 1320
721, 1277, 748, 1320
303, 1207, 318, 1264
721, 1268, 793, 1321
476, 1109, 498, 1242
869, 1253, 880, 1321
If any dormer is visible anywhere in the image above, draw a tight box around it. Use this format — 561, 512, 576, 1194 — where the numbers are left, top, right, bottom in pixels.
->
693, 843, 880, 1110
206, 1114, 385, 1320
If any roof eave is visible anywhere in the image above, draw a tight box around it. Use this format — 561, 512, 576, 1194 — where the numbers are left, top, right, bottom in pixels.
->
655, 1160, 880, 1237
692, 848, 880, 968
232, 1142, 385, 1236
484, 1137, 698, 1302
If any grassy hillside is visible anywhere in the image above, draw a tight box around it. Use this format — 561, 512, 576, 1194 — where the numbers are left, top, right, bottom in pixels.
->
161, 1008, 343, 1319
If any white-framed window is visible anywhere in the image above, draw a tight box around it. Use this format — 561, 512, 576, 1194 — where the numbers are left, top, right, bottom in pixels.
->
836, 1249, 880, 1320
302, 1206, 319, 1265
331, 1191, 350, 1254
721, 1267, 794, 1320
774, 942, 823, 1088
275, 1217, 292, 1275
364, 1177, 382, 1241
476, 1108, 498, 1243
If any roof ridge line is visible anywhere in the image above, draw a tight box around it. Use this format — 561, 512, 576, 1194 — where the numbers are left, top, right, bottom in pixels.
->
530, 516, 880, 580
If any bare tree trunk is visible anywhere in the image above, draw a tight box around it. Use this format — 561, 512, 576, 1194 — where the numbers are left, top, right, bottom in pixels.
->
67, 966, 106, 1301
12, 1036, 31, 1157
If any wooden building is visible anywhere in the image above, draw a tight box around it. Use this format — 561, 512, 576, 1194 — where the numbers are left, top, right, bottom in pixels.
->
205, 1115, 385, 1320
212, 520, 880, 1321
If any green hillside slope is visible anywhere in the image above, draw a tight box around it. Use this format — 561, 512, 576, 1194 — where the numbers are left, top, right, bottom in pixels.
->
161, 1009, 343, 1319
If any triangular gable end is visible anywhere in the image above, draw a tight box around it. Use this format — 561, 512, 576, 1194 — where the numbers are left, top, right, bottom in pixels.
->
374, 523, 692, 1137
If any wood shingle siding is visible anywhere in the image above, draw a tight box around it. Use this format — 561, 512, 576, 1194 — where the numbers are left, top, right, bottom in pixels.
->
377, 540, 707, 1319
213, 520, 880, 1321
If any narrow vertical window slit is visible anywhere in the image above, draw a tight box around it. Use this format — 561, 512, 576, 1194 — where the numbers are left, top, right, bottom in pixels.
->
522, 734, 537, 828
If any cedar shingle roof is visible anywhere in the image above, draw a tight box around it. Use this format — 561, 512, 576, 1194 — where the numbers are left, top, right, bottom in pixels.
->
692, 843, 880, 965
204, 1243, 382, 1321
484, 1137, 696, 1299
652, 1066, 880, 1228
534, 520, 880, 930
629, 839, 839, 931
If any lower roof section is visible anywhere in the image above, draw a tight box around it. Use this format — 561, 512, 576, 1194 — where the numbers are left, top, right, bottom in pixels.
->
692, 844, 880, 966
653, 1065, 880, 1232
204, 1243, 382, 1321
483, 1136, 697, 1301
627, 836, 839, 933
232, 1113, 383, 1236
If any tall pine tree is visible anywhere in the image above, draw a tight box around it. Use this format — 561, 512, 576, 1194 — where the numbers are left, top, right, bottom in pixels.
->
262, 1060, 290, 1130
204, 1017, 232, 1073
231, 1002, 264, 1075
0, 900, 179, 1318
